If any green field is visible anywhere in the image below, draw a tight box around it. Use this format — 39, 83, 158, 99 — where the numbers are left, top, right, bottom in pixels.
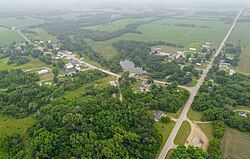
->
155, 121, 176, 158
0, 57, 48, 71
0, 27, 23, 45
25, 28, 58, 42
86, 18, 152, 32
0, 17, 44, 28
174, 121, 191, 145
221, 128, 250, 159
198, 123, 213, 139
87, 17, 230, 60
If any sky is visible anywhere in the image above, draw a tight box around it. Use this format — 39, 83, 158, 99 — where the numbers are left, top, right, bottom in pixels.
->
0, 0, 249, 10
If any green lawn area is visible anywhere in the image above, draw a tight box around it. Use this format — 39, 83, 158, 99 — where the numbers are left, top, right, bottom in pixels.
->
0, 17, 44, 28
0, 27, 23, 45
0, 115, 35, 158
0, 57, 48, 71
221, 127, 250, 159
197, 123, 214, 139
174, 121, 191, 145
25, 28, 58, 42
155, 121, 176, 159
187, 108, 203, 121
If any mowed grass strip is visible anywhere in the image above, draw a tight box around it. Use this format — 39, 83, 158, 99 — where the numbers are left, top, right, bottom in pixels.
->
221, 128, 250, 159
155, 121, 176, 159
187, 108, 203, 121
0, 57, 48, 71
174, 121, 191, 145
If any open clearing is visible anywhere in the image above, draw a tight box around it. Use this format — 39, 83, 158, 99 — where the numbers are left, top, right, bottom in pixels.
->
0, 27, 23, 45
197, 123, 213, 139
221, 128, 250, 159
187, 108, 203, 121
0, 17, 44, 28
0, 57, 48, 70
174, 121, 191, 145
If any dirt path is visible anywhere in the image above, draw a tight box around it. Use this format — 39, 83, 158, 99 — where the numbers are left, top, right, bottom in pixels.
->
24, 67, 52, 72
185, 118, 209, 151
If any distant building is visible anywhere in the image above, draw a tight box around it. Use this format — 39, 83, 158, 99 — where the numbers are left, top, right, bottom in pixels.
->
189, 48, 197, 51
38, 69, 49, 75
153, 48, 171, 57
154, 111, 164, 122
65, 63, 74, 70
196, 63, 202, 66
109, 81, 118, 87
229, 69, 235, 76
175, 51, 185, 59
239, 112, 247, 117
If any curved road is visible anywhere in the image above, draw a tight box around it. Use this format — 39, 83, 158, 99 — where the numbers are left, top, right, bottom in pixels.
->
157, 9, 243, 159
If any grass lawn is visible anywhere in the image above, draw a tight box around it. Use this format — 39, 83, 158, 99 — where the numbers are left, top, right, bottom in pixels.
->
25, 28, 58, 42
187, 77, 198, 87
221, 127, 250, 159
0, 17, 44, 28
165, 149, 174, 159
187, 108, 203, 121
0, 57, 48, 71
155, 121, 176, 159
0, 27, 23, 45
197, 123, 214, 139
174, 121, 191, 145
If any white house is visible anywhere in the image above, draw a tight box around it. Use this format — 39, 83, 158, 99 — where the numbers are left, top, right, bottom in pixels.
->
38, 69, 49, 75
229, 69, 235, 76
65, 63, 74, 70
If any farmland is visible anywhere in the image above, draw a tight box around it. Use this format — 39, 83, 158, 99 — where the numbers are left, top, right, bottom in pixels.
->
0, 16, 44, 28
0, 27, 23, 45
87, 17, 231, 59
221, 128, 250, 159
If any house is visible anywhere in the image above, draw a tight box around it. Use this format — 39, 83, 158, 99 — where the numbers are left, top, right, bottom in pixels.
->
239, 112, 247, 117
154, 111, 164, 122
153, 48, 171, 57
189, 48, 197, 51
175, 51, 185, 59
229, 69, 235, 76
38, 69, 49, 75
109, 81, 118, 87
196, 63, 202, 66
65, 63, 74, 70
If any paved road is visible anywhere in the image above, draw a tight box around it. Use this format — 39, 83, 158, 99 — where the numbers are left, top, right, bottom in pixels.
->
17, 30, 32, 43
64, 53, 121, 78
157, 9, 243, 159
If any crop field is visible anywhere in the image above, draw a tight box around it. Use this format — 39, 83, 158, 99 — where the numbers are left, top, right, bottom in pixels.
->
0, 16, 44, 28
229, 19, 250, 74
0, 57, 48, 71
25, 28, 58, 42
221, 128, 250, 159
86, 17, 152, 32
88, 17, 230, 59
0, 27, 23, 45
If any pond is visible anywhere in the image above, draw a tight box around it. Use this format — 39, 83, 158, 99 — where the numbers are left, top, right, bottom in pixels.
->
120, 60, 147, 74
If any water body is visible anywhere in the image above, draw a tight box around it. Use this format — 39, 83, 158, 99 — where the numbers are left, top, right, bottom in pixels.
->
120, 60, 147, 74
